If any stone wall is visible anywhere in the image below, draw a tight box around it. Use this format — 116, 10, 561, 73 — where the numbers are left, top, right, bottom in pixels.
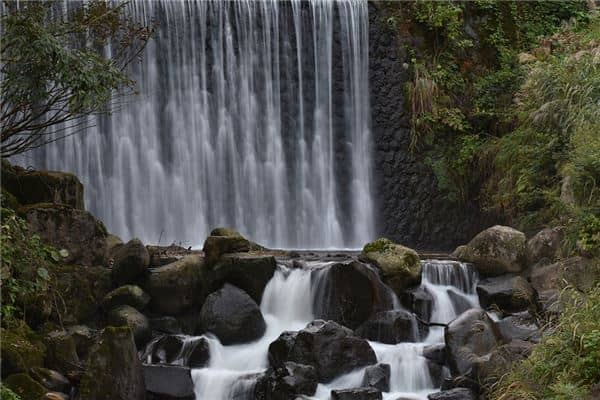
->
368, 3, 493, 250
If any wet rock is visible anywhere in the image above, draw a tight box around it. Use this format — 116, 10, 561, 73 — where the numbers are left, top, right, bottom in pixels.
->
111, 238, 150, 285
1, 162, 84, 209
29, 367, 70, 393
65, 325, 95, 359
496, 312, 540, 343
313, 261, 393, 329
4, 373, 48, 400
79, 326, 145, 400
202, 229, 250, 266
476, 275, 536, 313
199, 284, 266, 345
144, 335, 209, 368
143, 255, 206, 315
150, 317, 182, 335
360, 238, 421, 293
453, 225, 527, 276
102, 285, 150, 311
527, 227, 563, 265
427, 387, 476, 400
143, 364, 195, 399
21, 203, 107, 266
355, 310, 424, 344
444, 309, 502, 376
473, 339, 533, 387
447, 290, 473, 316
53, 264, 112, 325
1, 324, 46, 377
400, 286, 433, 322
268, 320, 377, 382
362, 363, 390, 392
257, 362, 318, 400
43, 330, 80, 376
331, 387, 382, 400
211, 253, 276, 304
423, 343, 446, 365
107, 305, 151, 347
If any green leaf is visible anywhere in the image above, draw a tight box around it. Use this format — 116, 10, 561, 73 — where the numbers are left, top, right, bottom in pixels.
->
50, 250, 60, 262
37, 267, 49, 280
59, 248, 69, 258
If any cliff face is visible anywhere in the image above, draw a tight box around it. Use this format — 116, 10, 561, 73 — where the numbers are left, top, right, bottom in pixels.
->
368, 2, 492, 250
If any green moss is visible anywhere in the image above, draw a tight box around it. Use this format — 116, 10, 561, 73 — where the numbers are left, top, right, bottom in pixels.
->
1, 321, 46, 376
4, 373, 46, 400
0, 384, 22, 400
1, 188, 21, 210
363, 238, 394, 254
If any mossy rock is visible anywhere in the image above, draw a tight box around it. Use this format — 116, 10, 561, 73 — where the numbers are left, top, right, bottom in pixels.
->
43, 331, 80, 375
203, 234, 250, 266
1, 187, 21, 210
210, 227, 243, 237
4, 373, 47, 400
361, 238, 421, 294
52, 264, 112, 325
0, 322, 46, 378
101, 285, 150, 311
107, 305, 151, 347
79, 326, 145, 400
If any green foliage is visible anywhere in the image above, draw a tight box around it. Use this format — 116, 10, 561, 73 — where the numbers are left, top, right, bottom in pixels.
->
1, 1, 153, 157
0, 384, 21, 400
363, 238, 394, 254
0, 201, 63, 322
490, 285, 600, 400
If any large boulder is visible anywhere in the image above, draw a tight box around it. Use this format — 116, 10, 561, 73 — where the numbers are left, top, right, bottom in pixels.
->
143, 364, 195, 399
107, 305, 151, 347
527, 227, 563, 265
444, 309, 502, 376
360, 238, 421, 293
43, 330, 80, 376
53, 264, 112, 325
331, 387, 382, 400
362, 363, 390, 392
210, 253, 276, 304
199, 284, 266, 345
202, 229, 251, 266
149, 317, 182, 335
143, 335, 210, 368
1, 161, 84, 209
101, 285, 150, 311
0, 323, 46, 378
313, 261, 393, 329
452, 225, 527, 276
143, 255, 206, 315
355, 310, 424, 344
111, 238, 150, 285
268, 320, 377, 382
476, 275, 537, 313
427, 388, 476, 400
530, 256, 599, 293
256, 362, 318, 400
20, 203, 107, 266
400, 286, 434, 322
496, 312, 540, 343
472, 339, 533, 387
79, 326, 146, 400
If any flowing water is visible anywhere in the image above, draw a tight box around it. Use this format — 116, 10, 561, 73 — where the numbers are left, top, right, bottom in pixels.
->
150, 259, 480, 400
22, 0, 374, 249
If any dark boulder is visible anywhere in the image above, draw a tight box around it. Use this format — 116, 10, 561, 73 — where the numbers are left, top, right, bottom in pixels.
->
29, 367, 70, 393
111, 238, 150, 285
496, 312, 540, 343
79, 326, 145, 400
476, 275, 536, 313
211, 253, 276, 304
331, 387, 382, 400
427, 388, 476, 400
143, 255, 206, 315
150, 317, 182, 335
362, 363, 390, 392
400, 286, 433, 322
423, 343, 446, 366
444, 309, 502, 376
102, 285, 150, 311
21, 203, 107, 266
107, 305, 151, 347
313, 261, 394, 329
472, 339, 533, 387
199, 284, 266, 345
143, 364, 195, 399
355, 310, 424, 344
257, 362, 318, 400
268, 320, 377, 382
144, 335, 209, 368
447, 290, 473, 315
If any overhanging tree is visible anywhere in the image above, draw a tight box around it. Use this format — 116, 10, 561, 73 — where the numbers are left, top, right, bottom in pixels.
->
0, 0, 153, 157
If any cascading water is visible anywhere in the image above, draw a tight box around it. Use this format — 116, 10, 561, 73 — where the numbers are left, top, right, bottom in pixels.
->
22, 0, 374, 249
144, 259, 480, 400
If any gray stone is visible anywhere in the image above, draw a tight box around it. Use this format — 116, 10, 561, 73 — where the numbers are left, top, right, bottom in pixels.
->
111, 239, 150, 285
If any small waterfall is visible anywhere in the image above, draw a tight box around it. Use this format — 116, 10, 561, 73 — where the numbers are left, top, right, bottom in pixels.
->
23, 0, 374, 249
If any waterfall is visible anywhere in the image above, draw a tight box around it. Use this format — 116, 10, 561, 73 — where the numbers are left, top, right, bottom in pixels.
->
22, 0, 374, 249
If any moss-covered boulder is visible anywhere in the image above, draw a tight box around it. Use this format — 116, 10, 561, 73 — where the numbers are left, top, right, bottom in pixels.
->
452, 225, 527, 276
360, 238, 421, 293
101, 285, 150, 311
1, 160, 84, 210
107, 305, 151, 347
79, 326, 145, 400
111, 238, 150, 285
143, 255, 207, 315
4, 373, 47, 400
0, 323, 46, 378
53, 264, 112, 325
20, 203, 108, 266
203, 228, 250, 266
43, 331, 80, 376
527, 227, 563, 265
